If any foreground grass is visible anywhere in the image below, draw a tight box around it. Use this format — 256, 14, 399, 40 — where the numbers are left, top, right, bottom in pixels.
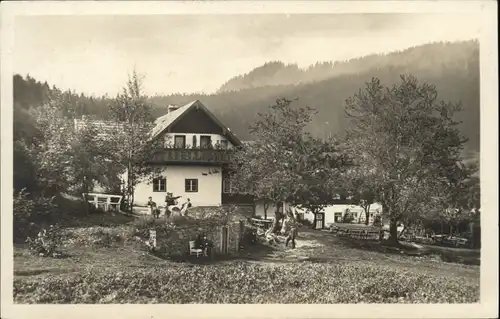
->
13, 223, 480, 304
14, 259, 478, 304
14, 242, 479, 304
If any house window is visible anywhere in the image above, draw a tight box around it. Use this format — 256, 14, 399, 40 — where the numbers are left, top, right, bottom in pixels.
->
153, 177, 167, 192
334, 212, 342, 223
220, 140, 228, 149
174, 135, 186, 148
185, 179, 198, 192
192, 135, 197, 148
200, 135, 212, 148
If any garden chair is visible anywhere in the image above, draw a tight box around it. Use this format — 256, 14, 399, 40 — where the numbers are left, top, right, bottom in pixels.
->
189, 241, 203, 258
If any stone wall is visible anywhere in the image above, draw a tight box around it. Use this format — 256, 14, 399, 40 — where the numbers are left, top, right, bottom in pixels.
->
152, 220, 241, 256
141, 206, 249, 256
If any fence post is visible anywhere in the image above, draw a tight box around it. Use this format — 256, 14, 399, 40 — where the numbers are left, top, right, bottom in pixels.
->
220, 226, 229, 254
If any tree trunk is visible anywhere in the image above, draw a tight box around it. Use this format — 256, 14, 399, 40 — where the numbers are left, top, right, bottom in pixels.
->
364, 205, 371, 226
388, 218, 399, 246
272, 204, 282, 234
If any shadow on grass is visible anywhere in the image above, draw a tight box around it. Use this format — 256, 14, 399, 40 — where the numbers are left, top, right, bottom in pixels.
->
146, 242, 281, 265
304, 229, 480, 266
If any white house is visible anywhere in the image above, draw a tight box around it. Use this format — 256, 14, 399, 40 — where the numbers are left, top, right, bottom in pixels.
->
129, 100, 253, 207
75, 100, 254, 209
254, 200, 383, 229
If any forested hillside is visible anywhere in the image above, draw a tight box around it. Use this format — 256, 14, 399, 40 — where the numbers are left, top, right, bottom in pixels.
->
13, 40, 480, 156
150, 40, 480, 154
217, 40, 478, 93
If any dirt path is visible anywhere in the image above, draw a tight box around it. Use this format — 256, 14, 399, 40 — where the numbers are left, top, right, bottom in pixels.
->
242, 228, 479, 281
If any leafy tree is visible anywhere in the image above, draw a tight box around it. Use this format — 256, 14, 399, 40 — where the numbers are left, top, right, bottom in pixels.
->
342, 169, 378, 225
344, 75, 472, 245
69, 121, 122, 195
107, 70, 160, 209
230, 98, 350, 231
28, 102, 76, 196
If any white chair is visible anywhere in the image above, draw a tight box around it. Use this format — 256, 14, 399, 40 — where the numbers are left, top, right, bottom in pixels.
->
189, 241, 203, 258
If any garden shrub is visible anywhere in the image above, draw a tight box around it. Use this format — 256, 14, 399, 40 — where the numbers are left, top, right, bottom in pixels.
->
61, 226, 127, 248
239, 223, 258, 249
14, 189, 57, 240
25, 224, 63, 258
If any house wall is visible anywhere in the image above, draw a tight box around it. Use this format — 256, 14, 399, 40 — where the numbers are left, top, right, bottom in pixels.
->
130, 165, 223, 207
163, 133, 234, 149
254, 201, 296, 219
254, 200, 383, 226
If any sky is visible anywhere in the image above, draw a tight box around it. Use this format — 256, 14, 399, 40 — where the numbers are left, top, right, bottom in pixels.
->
14, 13, 481, 96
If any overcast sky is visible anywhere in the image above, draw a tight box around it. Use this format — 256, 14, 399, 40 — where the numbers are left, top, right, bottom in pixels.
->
14, 13, 481, 96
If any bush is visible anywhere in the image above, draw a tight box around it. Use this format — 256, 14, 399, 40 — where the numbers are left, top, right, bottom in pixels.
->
14, 190, 58, 240
13, 261, 479, 303
240, 224, 258, 248
62, 226, 127, 248
25, 224, 63, 258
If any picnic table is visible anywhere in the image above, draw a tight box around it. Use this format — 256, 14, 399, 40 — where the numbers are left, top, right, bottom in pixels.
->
330, 224, 381, 241
251, 218, 273, 230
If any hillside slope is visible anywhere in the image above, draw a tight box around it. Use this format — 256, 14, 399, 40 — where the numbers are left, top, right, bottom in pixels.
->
217, 40, 479, 93
150, 41, 480, 153
13, 40, 480, 155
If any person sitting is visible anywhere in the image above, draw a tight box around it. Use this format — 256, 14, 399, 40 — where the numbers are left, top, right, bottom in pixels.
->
194, 234, 204, 250
201, 234, 213, 258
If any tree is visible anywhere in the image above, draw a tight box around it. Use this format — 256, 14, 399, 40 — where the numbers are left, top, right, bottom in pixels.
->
230, 98, 350, 231
69, 121, 121, 195
343, 170, 377, 225
108, 70, 160, 209
344, 75, 471, 245
28, 102, 76, 196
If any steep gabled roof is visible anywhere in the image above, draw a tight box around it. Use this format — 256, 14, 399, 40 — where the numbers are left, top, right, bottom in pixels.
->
150, 100, 242, 146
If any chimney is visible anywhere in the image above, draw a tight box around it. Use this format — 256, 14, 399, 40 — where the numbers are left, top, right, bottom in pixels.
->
167, 104, 180, 113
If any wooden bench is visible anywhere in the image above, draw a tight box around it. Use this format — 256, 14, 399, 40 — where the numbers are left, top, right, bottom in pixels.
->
83, 193, 123, 212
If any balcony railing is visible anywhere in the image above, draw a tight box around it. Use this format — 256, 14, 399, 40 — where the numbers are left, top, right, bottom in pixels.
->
149, 148, 233, 164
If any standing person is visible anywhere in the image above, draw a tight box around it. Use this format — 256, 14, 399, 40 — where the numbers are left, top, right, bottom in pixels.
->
165, 193, 174, 218
285, 211, 298, 249
147, 197, 160, 218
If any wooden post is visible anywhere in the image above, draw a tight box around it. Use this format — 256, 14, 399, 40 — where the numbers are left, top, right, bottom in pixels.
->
149, 230, 157, 249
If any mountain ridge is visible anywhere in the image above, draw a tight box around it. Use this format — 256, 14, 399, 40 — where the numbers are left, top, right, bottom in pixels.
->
13, 40, 480, 157
217, 40, 479, 93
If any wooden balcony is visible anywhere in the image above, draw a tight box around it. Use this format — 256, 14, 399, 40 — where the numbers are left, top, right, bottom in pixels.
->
149, 148, 233, 164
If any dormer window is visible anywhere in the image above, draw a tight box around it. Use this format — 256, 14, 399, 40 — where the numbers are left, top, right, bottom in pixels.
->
200, 135, 212, 149
174, 135, 186, 148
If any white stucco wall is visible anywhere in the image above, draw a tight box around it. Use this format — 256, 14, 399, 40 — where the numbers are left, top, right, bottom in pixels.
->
254, 200, 383, 225
163, 133, 234, 149
254, 201, 294, 219
129, 165, 223, 207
